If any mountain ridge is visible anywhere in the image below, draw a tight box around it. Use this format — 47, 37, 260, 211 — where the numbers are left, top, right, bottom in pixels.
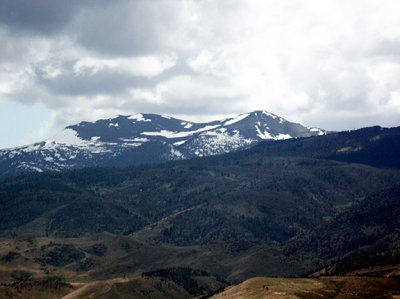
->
0, 110, 324, 177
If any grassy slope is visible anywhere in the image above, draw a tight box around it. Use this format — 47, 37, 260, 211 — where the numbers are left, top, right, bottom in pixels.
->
61, 277, 192, 299
210, 276, 400, 299
0, 280, 74, 299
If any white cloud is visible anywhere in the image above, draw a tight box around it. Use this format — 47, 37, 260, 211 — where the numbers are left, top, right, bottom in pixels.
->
156, 75, 238, 101
129, 89, 163, 104
73, 55, 177, 78
1, 0, 400, 147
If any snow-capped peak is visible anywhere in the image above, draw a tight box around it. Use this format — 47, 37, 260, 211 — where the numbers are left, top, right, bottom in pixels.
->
0, 111, 325, 178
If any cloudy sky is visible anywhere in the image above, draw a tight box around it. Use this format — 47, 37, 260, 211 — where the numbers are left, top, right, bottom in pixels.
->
1, 0, 400, 148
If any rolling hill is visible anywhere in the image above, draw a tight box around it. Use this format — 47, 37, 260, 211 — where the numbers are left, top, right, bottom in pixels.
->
0, 125, 399, 297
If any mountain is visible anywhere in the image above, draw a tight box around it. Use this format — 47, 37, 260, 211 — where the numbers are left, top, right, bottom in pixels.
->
0, 125, 400, 289
0, 110, 324, 177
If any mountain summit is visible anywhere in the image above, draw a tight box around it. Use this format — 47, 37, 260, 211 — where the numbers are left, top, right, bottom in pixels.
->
0, 111, 324, 177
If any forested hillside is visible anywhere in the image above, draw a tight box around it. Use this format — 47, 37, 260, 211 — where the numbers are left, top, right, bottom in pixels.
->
0, 126, 399, 296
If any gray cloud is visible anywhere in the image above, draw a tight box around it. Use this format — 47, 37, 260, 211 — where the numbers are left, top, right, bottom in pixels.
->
33, 61, 153, 97
0, 0, 82, 35
73, 1, 182, 56
37, 70, 135, 97
1, 0, 400, 147
372, 38, 400, 60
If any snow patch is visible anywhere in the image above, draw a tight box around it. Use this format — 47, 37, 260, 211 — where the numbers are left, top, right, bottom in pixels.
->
121, 143, 143, 148
109, 122, 119, 127
19, 162, 43, 172
262, 111, 277, 119
204, 127, 227, 136
120, 137, 149, 143
169, 147, 184, 159
128, 114, 152, 122
310, 128, 325, 135
192, 131, 255, 156
21, 144, 42, 153
47, 129, 87, 146
203, 131, 218, 136
44, 156, 54, 162
173, 140, 186, 146
217, 127, 227, 133
224, 113, 250, 126
181, 121, 193, 129
141, 125, 220, 138
255, 126, 273, 139
276, 133, 292, 140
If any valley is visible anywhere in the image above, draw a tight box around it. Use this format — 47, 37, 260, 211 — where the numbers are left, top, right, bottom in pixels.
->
0, 125, 400, 297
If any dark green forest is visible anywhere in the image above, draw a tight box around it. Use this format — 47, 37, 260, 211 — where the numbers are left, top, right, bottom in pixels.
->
0, 125, 400, 284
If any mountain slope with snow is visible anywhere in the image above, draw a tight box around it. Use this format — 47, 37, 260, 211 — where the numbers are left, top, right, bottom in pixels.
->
0, 111, 324, 177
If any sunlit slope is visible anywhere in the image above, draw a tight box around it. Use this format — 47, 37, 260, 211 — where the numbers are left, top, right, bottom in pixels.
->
210, 276, 400, 299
